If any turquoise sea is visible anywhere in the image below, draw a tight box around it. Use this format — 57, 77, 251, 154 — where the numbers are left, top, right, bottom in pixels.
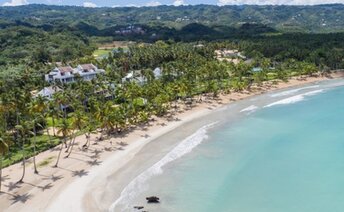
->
112, 80, 344, 212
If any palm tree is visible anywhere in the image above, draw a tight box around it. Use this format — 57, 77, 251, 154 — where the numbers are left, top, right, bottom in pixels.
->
54, 119, 71, 168
54, 91, 71, 148
27, 118, 42, 174
48, 100, 59, 137
82, 120, 97, 149
34, 95, 54, 147
16, 123, 30, 183
66, 110, 86, 158
0, 131, 11, 192
97, 102, 115, 139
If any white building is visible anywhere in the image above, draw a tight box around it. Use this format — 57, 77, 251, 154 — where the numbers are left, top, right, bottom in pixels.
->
45, 64, 105, 84
35, 86, 62, 99
122, 68, 163, 86
153, 67, 162, 79
122, 70, 147, 86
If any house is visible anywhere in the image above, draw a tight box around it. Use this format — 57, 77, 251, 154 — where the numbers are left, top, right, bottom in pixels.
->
215, 49, 247, 64
215, 49, 246, 60
153, 67, 162, 79
45, 64, 105, 84
35, 86, 62, 99
194, 44, 205, 48
122, 68, 163, 85
122, 70, 147, 86
252, 67, 263, 72
252, 67, 276, 73
75, 64, 105, 81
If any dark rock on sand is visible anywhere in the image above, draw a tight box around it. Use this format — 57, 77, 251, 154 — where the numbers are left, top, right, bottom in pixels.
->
134, 206, 144, 210
146, 196, 160, 203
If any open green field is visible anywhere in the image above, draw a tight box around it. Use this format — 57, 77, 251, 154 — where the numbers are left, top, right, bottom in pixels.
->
93, 49, 113, 58
3, 134, 60, 168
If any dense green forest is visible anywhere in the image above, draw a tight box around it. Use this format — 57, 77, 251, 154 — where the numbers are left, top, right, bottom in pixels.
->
1, 4, 344, 32
0, 4, 343, 71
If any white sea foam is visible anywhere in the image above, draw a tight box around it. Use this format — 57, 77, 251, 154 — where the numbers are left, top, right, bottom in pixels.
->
240, 105, 259, 113
265, 89, 324, 108
109, 122, 218, 212
270, 85, 320, 97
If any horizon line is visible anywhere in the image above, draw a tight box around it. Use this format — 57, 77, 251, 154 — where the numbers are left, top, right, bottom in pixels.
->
1, 3, 344, 8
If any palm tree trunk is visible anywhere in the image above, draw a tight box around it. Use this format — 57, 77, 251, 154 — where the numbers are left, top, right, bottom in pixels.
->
33, 126, 38, 174
83, 134, 89, 149
63, 116, 68, 148
85, 133, 91, 149
54, 139, 65, 168
66, 133, 77, 158
18, 147, 26, 183
0, 155, 3, 192
52, 116, 56, 137
65, 129, 77, 153
46, 127, 53, 148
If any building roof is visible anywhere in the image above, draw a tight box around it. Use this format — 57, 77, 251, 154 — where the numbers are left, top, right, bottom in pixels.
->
79, 64, 97, 72
57, 66, 74, 73
252, 67, 263, 72
36, 86, 62, 97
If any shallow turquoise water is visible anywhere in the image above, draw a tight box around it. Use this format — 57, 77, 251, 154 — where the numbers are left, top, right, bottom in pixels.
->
148, 84, 344, 212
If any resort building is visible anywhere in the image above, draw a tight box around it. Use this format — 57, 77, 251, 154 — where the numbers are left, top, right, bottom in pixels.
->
122, 70, 147, 86
215, 49, 247, 64
122, 67, 163, 85
45, 64, 105, 84
34, 86, 62, 99
153, 67, 163, 79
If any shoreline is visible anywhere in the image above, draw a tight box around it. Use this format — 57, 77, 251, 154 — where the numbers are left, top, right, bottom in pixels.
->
1, 72, 344, 212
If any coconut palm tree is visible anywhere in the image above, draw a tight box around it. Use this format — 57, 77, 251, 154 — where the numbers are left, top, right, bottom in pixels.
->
16, 122, 30, 183
82, 119, 97, 149
66, 110, 87, 158
27, 117, 43, 174
48, 100, 59, 137
54, 119, 72, 168
0, 131, 11, 192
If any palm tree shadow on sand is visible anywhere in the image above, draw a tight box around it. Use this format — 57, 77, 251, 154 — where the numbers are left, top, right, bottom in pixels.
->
72, 169, 88, 178
42, 174, 63, 182
7, 193, 32, 205
11, 193, 32, 204
87, 160, 102, 166
4, 182, 21, 192
1, 175, 10, 182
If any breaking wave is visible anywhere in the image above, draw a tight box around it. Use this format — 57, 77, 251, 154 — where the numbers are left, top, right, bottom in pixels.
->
270, 85, 320, 97
265, 89, 324, 108
109, 122, 218, 211
240, 105, 259, 114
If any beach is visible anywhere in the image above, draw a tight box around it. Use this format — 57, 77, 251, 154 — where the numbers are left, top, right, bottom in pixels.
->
1, 72, 344, 212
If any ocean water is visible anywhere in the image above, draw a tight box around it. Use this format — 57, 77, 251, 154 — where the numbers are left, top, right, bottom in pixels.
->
112, 80, 344, 212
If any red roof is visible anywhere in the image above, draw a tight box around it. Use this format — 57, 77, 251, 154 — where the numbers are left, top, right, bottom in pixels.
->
58, 66, 74, 73
80, 64, 96, 72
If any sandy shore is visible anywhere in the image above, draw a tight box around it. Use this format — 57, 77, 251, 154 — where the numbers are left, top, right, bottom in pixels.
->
1, 72, 344, 212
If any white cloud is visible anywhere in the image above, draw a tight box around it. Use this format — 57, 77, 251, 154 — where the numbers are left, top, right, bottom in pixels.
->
83, 1, 97, 7
2, 0, 28, 6
173, 0, 186, 6
146, 1, 162, 6
217, 0, 344, 5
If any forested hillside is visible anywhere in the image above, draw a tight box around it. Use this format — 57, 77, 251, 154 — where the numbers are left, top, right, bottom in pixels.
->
1, 4, 344, 33
0, 4, 343, 73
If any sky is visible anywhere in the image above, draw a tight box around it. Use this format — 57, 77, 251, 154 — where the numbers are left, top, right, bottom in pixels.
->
1, 0, 344, 7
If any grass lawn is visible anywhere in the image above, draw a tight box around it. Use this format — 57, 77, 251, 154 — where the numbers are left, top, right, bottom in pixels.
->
46, 116, 73, 128
3, 134, 60, 168
93, 49, 112, 58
